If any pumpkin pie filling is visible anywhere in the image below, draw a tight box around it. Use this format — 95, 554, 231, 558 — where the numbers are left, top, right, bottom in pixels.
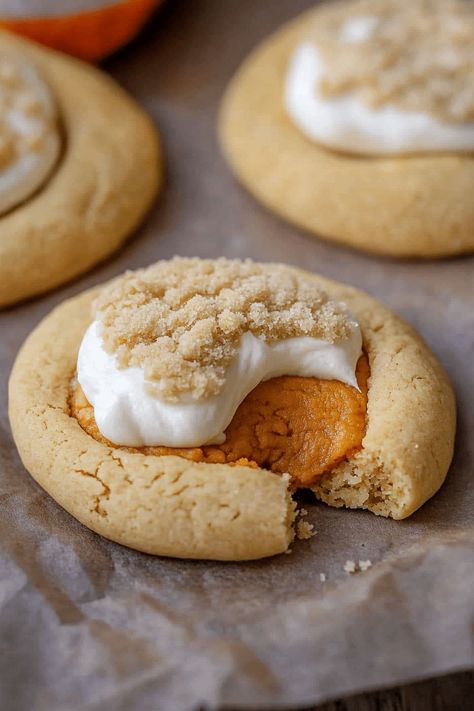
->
71, 354, 369, 489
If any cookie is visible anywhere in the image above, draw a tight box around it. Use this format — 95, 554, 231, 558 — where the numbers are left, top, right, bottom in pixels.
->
8, 261, 455, 560
218, 3, 474, 258
0, 30, 161, 307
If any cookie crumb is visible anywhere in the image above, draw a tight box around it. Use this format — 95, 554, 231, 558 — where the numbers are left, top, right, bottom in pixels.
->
343, 559, 357, 574
296, 520, 315, 540
300, 508, 308, 517
94, 257, 356, 402
343, 558, 373, 574
285, 548, 293, 555
319, 573, 326, 582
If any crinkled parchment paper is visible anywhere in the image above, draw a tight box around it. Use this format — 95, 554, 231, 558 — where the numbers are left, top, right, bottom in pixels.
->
0, 1, 473, 709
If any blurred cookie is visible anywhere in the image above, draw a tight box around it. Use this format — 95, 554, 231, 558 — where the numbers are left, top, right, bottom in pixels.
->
219, 0, 474, 257
0, 30, 160, 307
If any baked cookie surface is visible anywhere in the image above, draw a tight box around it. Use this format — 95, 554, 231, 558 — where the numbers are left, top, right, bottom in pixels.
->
0, 30, 161, 308
218, 5, 474, 258
8, 264, 455, 560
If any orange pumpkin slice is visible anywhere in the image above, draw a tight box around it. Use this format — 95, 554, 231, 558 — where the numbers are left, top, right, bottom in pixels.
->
0, 0, 162, 62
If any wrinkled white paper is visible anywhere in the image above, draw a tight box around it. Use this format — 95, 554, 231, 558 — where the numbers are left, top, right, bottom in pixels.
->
0, 0, 473, 708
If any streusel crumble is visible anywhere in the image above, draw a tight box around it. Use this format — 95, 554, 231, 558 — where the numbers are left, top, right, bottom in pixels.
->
94, 257, 357, 401
313, 0, 474, 123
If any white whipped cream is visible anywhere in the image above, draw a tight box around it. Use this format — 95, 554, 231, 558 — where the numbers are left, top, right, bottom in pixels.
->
0, 55, 61, 215
77, 320, 362, 448
284, 19, 474, 155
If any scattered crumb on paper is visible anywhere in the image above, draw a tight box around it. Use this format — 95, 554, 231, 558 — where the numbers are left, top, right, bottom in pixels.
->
343, 560, 357, 574
297, 520, 316, 540
344, 559, 373, 574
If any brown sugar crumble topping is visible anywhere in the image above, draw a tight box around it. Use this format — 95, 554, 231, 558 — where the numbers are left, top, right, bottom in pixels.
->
93, 257, 357, 402
312, 0, 474, 123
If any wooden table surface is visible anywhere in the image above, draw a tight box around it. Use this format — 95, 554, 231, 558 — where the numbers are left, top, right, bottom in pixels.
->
315, 671, 474, 710
235, 669, 474, 710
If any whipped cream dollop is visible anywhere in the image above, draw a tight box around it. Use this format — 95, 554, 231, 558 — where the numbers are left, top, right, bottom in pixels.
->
77, 319, 362, 448
284, 18, 474, 155
0, 53, 61, 215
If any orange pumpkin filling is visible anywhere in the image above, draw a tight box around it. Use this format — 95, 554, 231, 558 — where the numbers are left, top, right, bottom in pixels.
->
71, 354, 369, 488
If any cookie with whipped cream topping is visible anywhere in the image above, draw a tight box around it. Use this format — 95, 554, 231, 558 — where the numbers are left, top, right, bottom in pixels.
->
9, 258, 455, 560
0, 31, 160, 307
219, 0, 474, 257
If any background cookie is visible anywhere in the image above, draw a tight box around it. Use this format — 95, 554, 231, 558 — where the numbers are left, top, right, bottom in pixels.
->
0, 30, 161, 308
219, 6, 474, 258
9, 268, 455, 559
